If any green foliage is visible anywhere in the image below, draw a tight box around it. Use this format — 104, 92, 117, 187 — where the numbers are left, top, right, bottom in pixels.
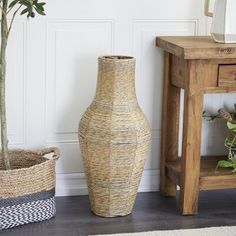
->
219, 126, 236, 172
217, 157, 236, 173
8, 0, 46, 18
203, 104, 236, 122
202, 111, 221, 121
204, 104, 236, 173
227, 121, 236, 132
217, 160, 233, 168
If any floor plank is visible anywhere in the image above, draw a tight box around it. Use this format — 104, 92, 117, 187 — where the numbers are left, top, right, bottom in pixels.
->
2, 190, 236, 236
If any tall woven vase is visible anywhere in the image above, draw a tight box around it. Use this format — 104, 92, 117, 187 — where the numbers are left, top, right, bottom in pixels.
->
79, 56, 151, 217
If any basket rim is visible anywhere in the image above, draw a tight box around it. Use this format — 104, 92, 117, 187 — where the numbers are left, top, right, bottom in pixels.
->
98, 55, 135, 62
0, 148, 58, 174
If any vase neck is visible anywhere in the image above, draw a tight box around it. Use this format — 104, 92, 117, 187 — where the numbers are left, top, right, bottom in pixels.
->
94, 56, 137, 105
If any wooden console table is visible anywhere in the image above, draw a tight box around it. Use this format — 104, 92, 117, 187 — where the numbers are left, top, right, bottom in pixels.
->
156, 36, 236, 215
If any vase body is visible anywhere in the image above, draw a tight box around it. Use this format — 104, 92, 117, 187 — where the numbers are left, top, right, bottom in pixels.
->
79, 56, 151, 217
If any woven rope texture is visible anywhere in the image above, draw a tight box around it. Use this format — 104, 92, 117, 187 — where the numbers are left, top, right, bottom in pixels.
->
79, 56, 151, 217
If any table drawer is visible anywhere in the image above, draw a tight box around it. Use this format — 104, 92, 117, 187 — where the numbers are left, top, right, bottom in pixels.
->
218, 65, 236, 87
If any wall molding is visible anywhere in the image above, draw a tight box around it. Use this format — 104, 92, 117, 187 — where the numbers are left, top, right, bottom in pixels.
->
45, 19, 115, 144
56, 169, 160, 196
132, 18, 199, 37
8, 20, 27, 146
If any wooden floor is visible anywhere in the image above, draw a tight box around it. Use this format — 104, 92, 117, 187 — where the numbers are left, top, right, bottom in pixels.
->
2, 190, 236, 236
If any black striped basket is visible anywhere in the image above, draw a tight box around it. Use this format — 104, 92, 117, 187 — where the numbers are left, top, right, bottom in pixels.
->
0, 147, 60, 230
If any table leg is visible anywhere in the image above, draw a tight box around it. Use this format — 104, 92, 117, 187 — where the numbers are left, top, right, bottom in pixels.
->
160, 52, 181, 196
180, 61, 204, 215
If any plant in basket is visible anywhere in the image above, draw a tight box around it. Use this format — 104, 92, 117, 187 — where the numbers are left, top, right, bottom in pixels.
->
203, 105, 236, 172
0, 0, 60, 230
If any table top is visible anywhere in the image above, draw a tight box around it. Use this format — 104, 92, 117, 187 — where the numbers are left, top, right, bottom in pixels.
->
156, 36, 236, 60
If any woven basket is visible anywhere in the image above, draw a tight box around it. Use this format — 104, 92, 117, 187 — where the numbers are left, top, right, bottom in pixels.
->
0, 147, 60, 230
79, 55, 151, 217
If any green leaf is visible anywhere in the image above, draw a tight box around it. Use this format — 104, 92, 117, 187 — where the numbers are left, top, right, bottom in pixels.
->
34, 2, 46, 13
34, 6, 45, 15
217, 160, 233, 168
35, 5, 43, 11
9, 0, 19, 8
233, 165, 236, 172
20, 7, 29, 15
227, 121, 236, 132
36, 2, 45, 7
232, 159, 236, 171
20, 0, 32, 7
10, 0, 46, 18
232, 157, 236, 165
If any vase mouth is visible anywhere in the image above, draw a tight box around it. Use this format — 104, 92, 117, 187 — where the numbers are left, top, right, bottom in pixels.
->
99, 55, 135, 61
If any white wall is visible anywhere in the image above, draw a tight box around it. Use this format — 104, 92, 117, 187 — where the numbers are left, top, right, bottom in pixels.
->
6, 0, 232, 196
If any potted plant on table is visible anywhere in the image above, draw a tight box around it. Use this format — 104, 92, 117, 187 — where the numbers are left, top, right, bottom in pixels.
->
203, 106, 236, 172
0, 0, 60, 230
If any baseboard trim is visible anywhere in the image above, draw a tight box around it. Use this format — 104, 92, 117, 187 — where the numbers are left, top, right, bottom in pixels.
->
56, 169, 160, 196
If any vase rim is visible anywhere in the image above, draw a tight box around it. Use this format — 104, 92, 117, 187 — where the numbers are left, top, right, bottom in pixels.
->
99, 55, 135, 61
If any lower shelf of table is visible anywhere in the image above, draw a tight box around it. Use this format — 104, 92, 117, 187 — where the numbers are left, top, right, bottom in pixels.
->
166, 156, 236, 191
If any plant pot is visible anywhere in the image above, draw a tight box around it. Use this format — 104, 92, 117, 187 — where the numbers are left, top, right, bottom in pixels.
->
79, 55, 151, 217
0, 147, 60, 230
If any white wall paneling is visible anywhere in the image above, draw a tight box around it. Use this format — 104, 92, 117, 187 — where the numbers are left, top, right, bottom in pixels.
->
46, 20, 114, 142
5, 0, 229, 196
133, 20, 198, 171
6, 21, 26, 146
45, 20, 114, 174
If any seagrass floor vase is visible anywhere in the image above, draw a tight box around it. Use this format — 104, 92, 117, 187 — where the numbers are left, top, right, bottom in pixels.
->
79, 56, 151, 217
